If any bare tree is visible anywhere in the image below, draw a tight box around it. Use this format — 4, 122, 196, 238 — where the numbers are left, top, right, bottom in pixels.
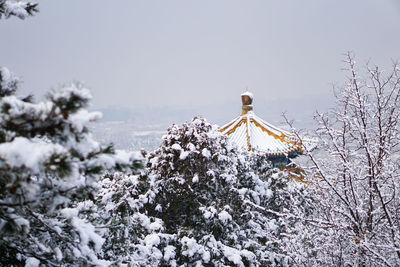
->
289, 53, 400, 266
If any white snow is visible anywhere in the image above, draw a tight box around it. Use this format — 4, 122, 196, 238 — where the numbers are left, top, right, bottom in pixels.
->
200, 206, 217, 220
0, 137, 66, 173
241, 91, 254, 99
240, 249, 256, 262
223, 246, 243, 266
3, 1, 30, 19
12, 215, 30, 233
70, 134, 100, 158
218, 210, 232, 224
202, 250, 211, 262
145, 233, 161, 247
201, 148, 211, 159
1, 95, 53, 121
192, 174, 199, 183
164, 245, 176, 261
187, 143, 196, 151
179, 151, 189, 160
69, 109, 102, 132
0, 67, 18, 93
171, 144, 181, 151
94, 150, 141, 170
268, 219, 278, 232
71, 217, 105, 252
24, 257, 40, 267
181, 236, 210, 261
155, 204, 162, 212
52, 85, 92, 102
149, 221, 163, 231
60, 207, 79, 219
54, 247, 63, 261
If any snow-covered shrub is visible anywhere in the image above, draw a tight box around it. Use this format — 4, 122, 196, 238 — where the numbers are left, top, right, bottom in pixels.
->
0, 68, 142, 265
95, 117, 315, 266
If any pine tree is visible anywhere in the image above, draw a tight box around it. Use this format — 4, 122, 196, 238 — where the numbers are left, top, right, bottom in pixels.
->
94, 117, 315, 266
0, 68, 142, 266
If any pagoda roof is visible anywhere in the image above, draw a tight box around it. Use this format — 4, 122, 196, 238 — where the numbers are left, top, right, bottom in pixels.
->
220, 92, 316, 157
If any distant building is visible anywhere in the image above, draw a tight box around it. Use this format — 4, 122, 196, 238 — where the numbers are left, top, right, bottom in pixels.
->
220, 91, 315, 167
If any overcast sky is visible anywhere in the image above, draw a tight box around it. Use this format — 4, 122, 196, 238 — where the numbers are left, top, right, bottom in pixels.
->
1, 0, 400, 114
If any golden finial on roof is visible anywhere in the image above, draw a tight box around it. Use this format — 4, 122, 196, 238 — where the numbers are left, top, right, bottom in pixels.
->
241, 91, 253, 115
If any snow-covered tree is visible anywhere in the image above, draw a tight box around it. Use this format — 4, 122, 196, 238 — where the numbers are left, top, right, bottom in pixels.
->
292, 53, 400, 266
0, 67, 142, 266
93, 117, 315, 266
0, 0, 38, 19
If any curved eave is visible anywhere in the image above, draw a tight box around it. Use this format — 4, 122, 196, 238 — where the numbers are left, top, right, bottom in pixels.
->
220, 112, 304, 155
220, 116, 244, 135
220, 116, 241, 133
261, 146, 303, 157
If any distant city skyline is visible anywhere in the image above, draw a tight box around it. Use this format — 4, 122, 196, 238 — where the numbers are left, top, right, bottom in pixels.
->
1, 0, 400, 114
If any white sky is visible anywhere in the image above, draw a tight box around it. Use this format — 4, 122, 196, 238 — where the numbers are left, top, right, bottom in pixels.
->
1, 0, 400, 112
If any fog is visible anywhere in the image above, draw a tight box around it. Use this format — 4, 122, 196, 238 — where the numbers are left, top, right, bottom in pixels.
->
2, 0, 400, 148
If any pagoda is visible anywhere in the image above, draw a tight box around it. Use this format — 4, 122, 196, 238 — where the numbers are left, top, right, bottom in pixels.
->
220, 91, 312, 167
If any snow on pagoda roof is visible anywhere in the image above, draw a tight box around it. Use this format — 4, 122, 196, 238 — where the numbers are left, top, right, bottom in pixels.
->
241, 91, 253, 98
220, 91, 313, 156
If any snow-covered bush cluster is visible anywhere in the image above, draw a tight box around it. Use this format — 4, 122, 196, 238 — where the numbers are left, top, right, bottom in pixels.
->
92, 117, 316, 266
0, 67, 315, 266
0, 67, 142, 265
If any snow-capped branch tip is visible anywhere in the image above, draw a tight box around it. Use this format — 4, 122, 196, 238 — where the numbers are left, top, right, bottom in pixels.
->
0, 67, 19, 97
0, 0, 38, 19
48, 83, 93, 117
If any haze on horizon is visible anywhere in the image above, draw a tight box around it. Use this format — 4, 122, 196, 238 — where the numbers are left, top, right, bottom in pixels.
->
1, 0, 400, 123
